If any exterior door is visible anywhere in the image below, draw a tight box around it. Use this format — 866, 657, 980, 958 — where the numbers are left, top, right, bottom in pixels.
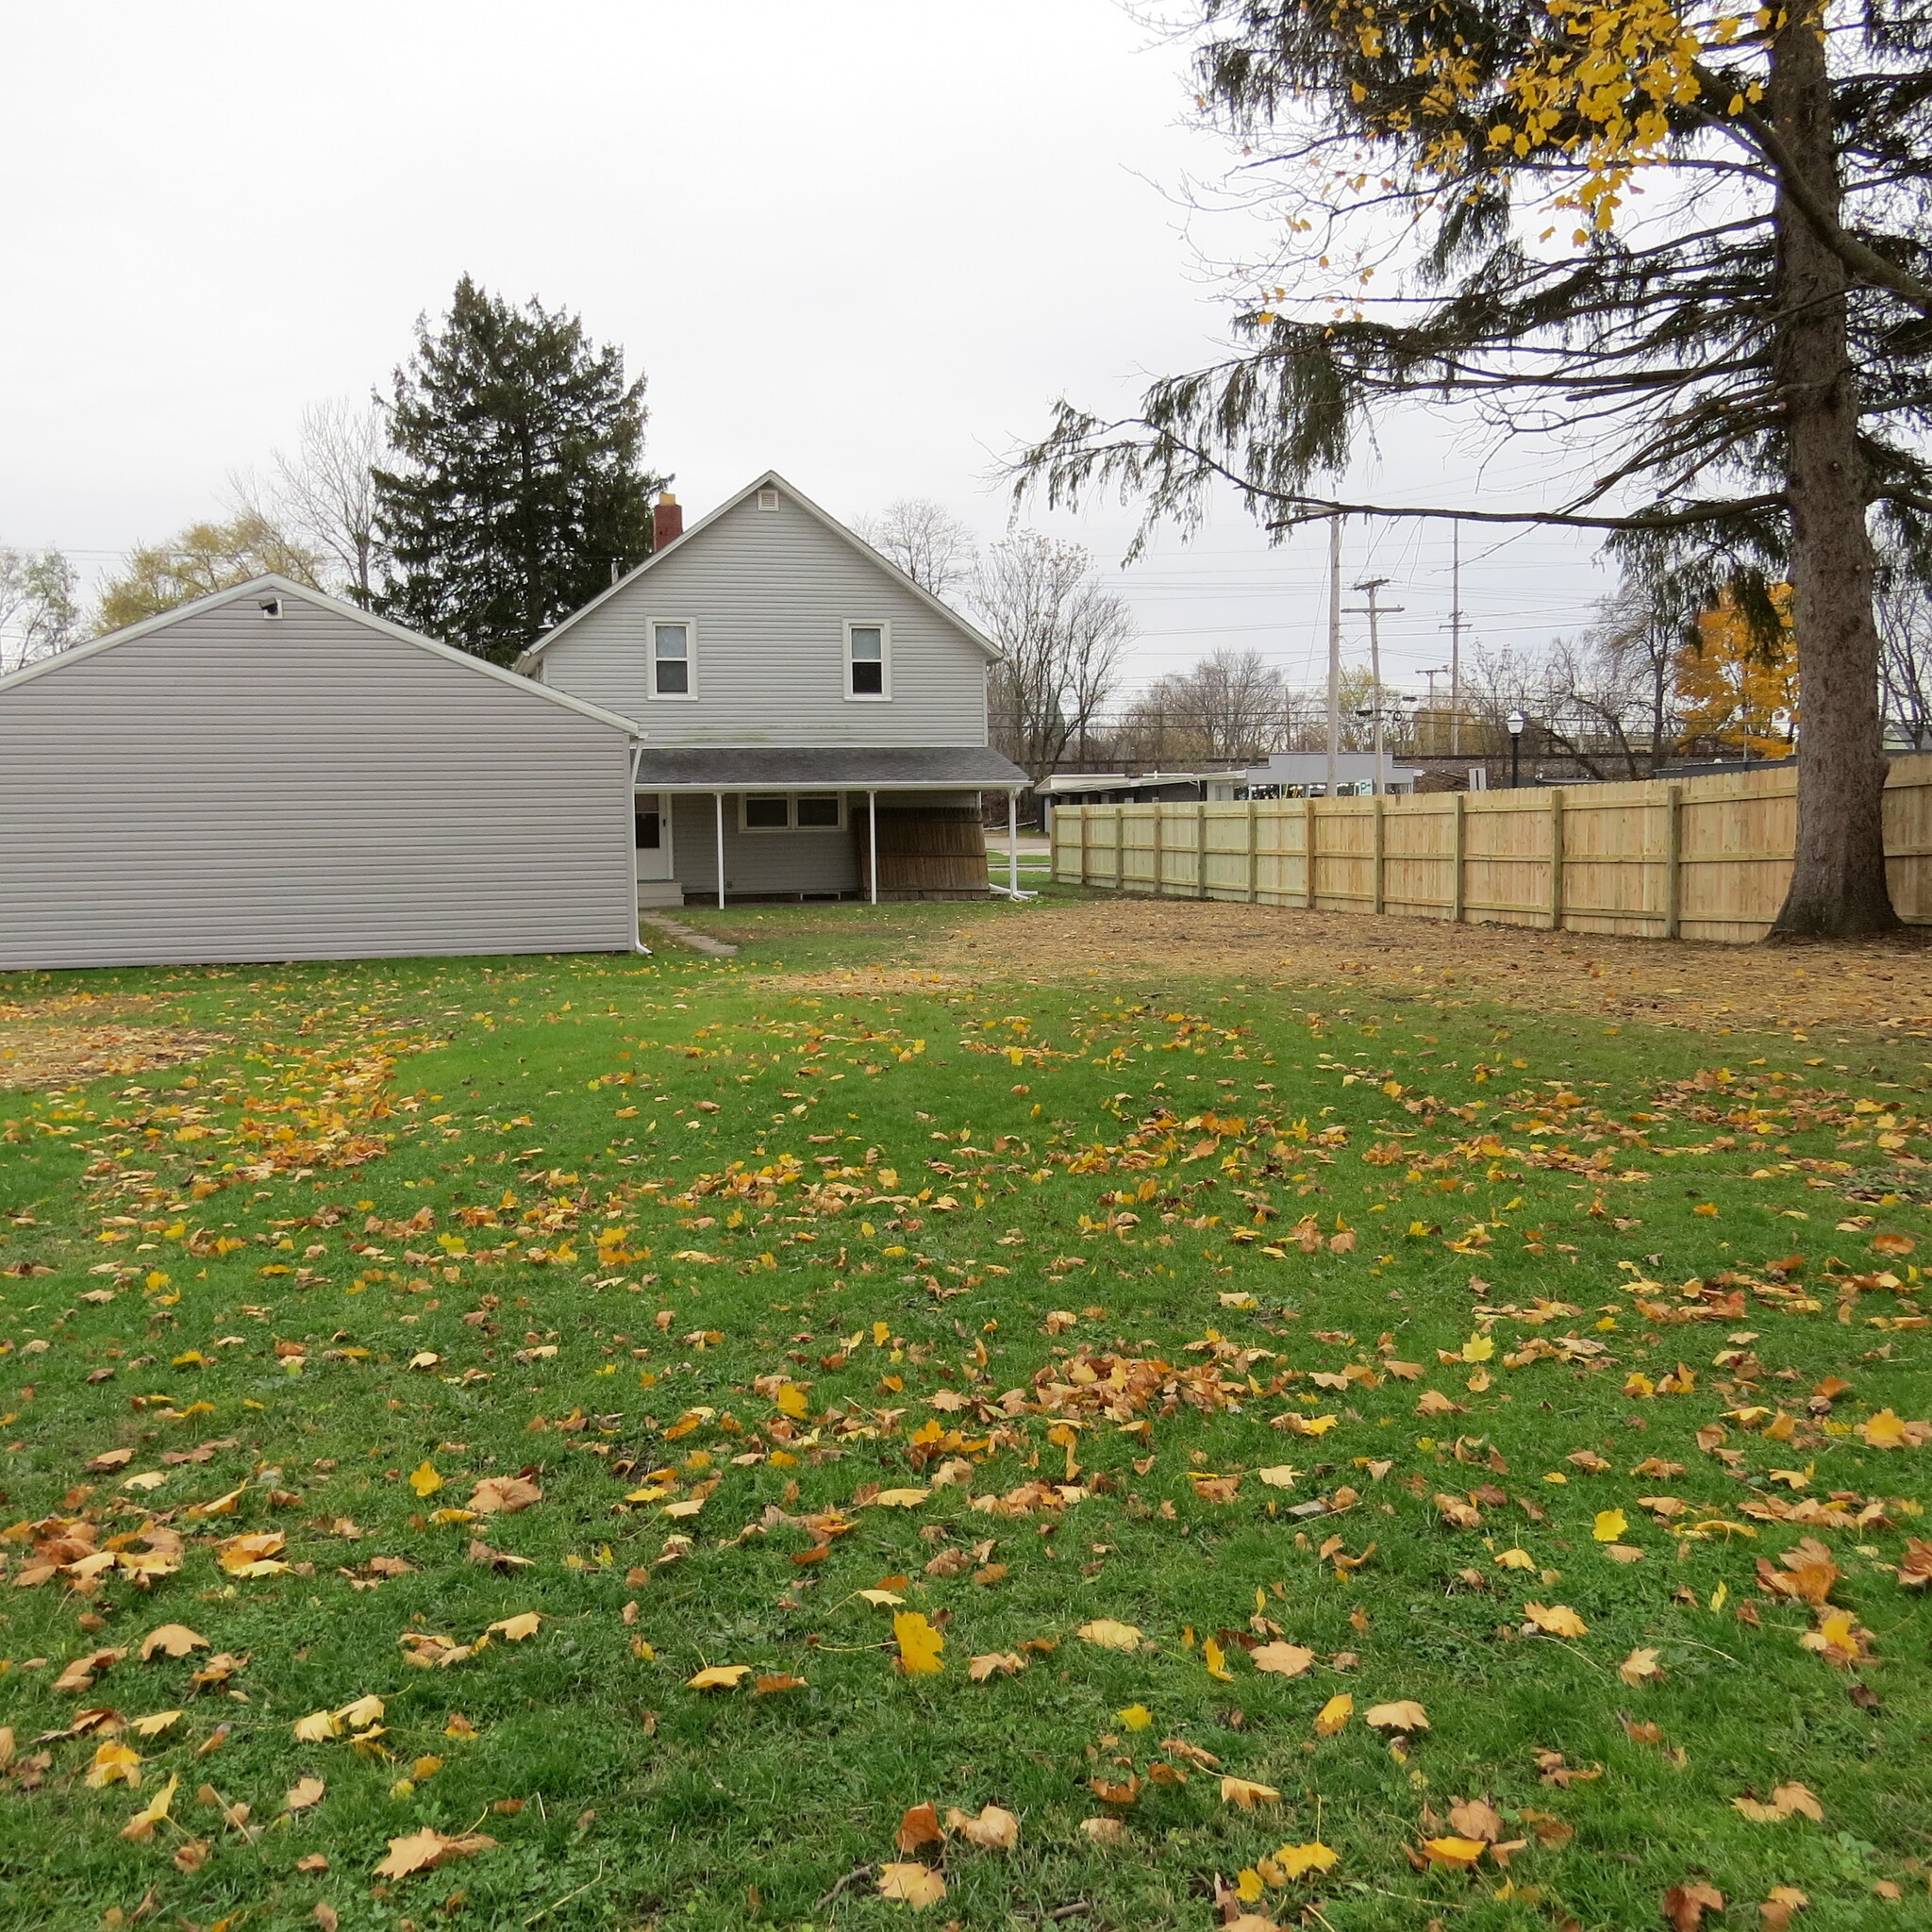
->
634, 793, 675, 881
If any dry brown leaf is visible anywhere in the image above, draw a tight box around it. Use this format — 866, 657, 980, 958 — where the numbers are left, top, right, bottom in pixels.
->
138, 1624, 208, 1661
895, 1801, 942, 1854
1365, 1700, 1429, 1731
372, 1827, 496, 1880
1448, 1797, 1503, 1842
1524, 1602, 1590, 1639
471, 1474, 541, 1514
946, 1803, 1020, 1850
1079, 1815, 1127, 1845
1663, 1881, 1725, 1931
1250, 1642, 1315, 1678
968, 1652, 1026, 1681
1219, 1775, 1282, 1809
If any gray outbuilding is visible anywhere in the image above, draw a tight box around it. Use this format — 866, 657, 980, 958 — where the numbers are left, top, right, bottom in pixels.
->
0, 576, 643, 972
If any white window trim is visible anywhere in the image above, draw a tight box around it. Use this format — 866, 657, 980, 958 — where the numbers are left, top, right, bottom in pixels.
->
649, 617, 698, 701
843, 619, 892, 702
737, 791, 847, 834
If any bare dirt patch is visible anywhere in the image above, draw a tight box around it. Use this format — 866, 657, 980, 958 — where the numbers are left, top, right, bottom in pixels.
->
0, 1022, 228, 1091
916, 896, 1932, 1041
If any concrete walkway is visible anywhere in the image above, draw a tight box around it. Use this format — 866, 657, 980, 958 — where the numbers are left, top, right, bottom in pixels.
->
640, 913, 739, 958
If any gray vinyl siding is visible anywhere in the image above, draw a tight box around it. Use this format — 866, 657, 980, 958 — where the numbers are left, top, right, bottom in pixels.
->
0, 597, 638, 972
667, 790, 981, 897
538, 488, 991, 744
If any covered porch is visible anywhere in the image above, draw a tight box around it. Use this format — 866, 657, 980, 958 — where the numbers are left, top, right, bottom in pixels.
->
630, 746, 1030, 908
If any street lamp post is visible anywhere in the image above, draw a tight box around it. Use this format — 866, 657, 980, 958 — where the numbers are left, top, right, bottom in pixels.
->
1507, 709, 1526, 790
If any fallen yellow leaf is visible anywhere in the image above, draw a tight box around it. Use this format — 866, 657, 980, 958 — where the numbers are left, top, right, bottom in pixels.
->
687, 1664, 751, 1690
1314, 1692, 1354, 1736
893, 1611, 945, 1675
876, 1861, 947, 1907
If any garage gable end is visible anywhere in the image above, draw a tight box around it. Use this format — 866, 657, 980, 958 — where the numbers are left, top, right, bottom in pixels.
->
0, 578, 643, 970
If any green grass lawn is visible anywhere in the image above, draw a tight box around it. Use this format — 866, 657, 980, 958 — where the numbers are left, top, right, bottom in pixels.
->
2, 901, 1928, 1932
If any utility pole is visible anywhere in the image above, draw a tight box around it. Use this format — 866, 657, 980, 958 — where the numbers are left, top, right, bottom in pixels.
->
1421, 666, 1451, 754
1345, 576, 1405, 793
1325, 515, 1342, 798
1444, 525, 1466, 756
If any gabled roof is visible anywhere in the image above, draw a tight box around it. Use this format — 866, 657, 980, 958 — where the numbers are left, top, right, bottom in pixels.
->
513, 469, 1003, 669
0, 575, 643, 736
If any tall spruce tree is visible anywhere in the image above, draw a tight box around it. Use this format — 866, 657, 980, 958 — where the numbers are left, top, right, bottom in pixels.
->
373, 277, 663, 662
1019, 0, 1932, 937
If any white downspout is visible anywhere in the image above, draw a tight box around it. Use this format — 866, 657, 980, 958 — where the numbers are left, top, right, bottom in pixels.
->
867, 790, 878, 906
714, 791, 725, 909
1008, 788, 1019, 895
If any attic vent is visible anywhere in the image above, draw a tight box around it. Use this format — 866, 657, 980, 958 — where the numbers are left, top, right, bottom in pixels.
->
258, 596, 282, 619
756, 488, 779, 510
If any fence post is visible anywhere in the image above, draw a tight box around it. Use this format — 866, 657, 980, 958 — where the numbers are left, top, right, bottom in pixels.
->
1548, 789, 1565, 930
1150, 807, 1163, 898
1372, 794, 1387, 916
1246, 800, 1259, 904
1450, 792, 1466, 924
1077, 808, 1090, 890
1305, 799, 1319, 909
1197, 802, 1209, 899
1663, 783, 1682, 939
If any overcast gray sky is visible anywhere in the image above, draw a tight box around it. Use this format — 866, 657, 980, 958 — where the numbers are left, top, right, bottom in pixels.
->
1, 0, 1607, 705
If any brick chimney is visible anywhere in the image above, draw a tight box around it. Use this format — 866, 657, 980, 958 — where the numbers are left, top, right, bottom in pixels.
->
652, 491, 683, 553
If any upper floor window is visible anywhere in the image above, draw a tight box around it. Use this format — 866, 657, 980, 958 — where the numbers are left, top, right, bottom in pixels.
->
652, 620, 692, 697
845, 621, 890, 701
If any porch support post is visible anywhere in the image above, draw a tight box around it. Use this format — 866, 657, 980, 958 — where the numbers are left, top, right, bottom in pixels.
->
714, 791, 725, 909
868, 790, 878, 905
1007, 789, 1019, 895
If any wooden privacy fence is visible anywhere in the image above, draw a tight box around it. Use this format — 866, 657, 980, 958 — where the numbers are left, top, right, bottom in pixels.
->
1051, 755, 1932, 943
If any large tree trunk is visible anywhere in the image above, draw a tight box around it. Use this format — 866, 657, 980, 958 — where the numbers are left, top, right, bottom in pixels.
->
1768, 9, 1899, 937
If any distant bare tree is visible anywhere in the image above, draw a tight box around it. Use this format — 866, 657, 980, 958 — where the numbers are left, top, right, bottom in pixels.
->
0, 547, 83, 674
853, 497, 976, 601
1117, 648, 1286, 763
1877, 571, 1932, 747
232, 398, 388, 600
974, 532, 1133, 781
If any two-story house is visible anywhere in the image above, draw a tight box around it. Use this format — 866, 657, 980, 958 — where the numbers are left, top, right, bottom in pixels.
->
515, 471, 1026, 908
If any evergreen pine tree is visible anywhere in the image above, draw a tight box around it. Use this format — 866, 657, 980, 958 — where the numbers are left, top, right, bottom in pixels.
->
1019, 0, 1932, 937
373, 276, 664, 662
